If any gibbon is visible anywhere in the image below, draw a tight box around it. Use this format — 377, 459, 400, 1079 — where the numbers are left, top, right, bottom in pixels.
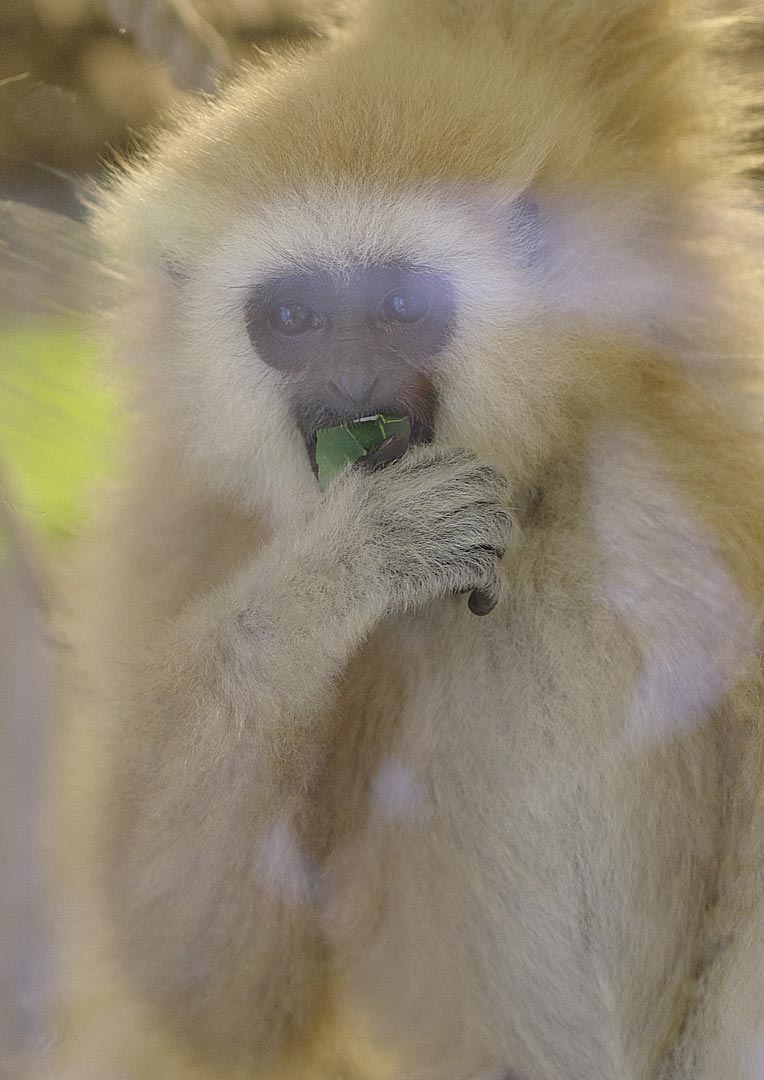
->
49, 1, 764, 1078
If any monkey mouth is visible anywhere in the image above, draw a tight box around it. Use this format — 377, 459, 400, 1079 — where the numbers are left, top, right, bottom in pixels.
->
303, 410, 434, 479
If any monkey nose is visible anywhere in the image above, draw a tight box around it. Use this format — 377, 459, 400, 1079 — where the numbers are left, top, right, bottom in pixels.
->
331, 369, 381, 407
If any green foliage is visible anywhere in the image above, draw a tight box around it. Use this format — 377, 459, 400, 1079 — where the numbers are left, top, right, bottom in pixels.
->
315, 414, 411, 491
0, 320, 117, 544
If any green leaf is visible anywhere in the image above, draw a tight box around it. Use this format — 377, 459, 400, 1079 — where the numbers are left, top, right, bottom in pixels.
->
315, 413, 411, 491
315, 425, 367, 489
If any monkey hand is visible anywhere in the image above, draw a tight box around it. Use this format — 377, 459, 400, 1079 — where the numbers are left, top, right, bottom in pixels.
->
326, 445, 513, 618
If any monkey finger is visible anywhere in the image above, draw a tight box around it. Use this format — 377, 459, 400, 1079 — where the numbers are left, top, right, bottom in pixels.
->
356, 434, 411, 472
455, 545, 505, 614
465, 559, 504, 616
475, 543, 507, 564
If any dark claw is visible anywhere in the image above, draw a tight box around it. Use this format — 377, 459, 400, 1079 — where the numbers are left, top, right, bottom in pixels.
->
468, 588, 498, 616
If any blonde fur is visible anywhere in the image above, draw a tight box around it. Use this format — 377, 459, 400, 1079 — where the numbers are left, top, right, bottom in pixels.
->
48, 2, 764, 1078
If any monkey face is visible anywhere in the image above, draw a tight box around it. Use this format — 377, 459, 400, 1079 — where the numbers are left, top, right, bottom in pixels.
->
244, 260, 457, 471
146, 185, 562, 519
108, 181, 575, 522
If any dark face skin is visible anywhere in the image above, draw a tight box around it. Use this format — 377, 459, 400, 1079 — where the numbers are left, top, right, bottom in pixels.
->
245, 260, 457, 468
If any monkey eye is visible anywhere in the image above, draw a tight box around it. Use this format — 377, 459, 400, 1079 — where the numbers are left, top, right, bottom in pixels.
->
378, 287, 431, 325
268, 301, 324, 336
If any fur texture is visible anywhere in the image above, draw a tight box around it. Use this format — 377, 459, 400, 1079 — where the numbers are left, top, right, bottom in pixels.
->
49, 2, 764, 1078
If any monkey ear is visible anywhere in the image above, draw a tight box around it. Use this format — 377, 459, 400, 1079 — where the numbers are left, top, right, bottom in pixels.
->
160, 253, 190, 286
511, 195, 543, 268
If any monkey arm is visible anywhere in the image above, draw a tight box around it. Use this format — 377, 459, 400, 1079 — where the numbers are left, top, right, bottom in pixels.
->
101, 446, 511, 1071
101, 512, 389, 1071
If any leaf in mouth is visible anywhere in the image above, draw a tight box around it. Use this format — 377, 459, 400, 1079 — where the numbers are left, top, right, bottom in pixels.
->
315, 414, 412, 491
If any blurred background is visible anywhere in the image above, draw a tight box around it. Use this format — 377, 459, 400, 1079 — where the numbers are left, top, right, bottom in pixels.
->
0, 0, 761, 1075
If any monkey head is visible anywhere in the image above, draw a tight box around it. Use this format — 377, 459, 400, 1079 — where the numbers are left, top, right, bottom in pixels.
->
92, 17, 688, 525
